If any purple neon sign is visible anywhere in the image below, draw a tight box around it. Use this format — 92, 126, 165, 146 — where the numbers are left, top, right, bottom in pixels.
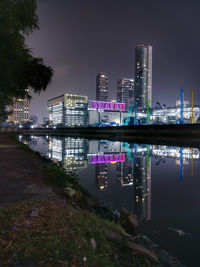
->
90, 100, 125, 111
89, 153, 125, 164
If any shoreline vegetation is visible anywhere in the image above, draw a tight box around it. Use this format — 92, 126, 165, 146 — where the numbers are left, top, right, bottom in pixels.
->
0, 134, 181, 266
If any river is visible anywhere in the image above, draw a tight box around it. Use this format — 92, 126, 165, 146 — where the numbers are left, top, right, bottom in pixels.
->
19, 135, 200, 266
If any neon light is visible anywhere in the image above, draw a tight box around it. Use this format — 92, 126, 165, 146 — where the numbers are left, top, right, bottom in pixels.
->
90, 100, 125, 111
89, 153, 125, 164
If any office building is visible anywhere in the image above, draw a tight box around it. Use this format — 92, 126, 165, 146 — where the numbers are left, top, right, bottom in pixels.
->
30, 115, 38, 124
96, 72, 108, 101
134, 44, 152, 109
88, 100, 125, 126
48, 94, 88, 127
117, 78, 134, 111
8, 89, 30, 124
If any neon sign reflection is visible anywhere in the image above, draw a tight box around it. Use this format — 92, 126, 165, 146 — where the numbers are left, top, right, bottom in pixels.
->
89, 153, 125, 164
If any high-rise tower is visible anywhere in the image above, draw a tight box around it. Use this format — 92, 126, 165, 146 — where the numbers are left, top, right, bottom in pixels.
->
134, 45, 152, 109
117, 78, 134, 111
96, 72, 108, 101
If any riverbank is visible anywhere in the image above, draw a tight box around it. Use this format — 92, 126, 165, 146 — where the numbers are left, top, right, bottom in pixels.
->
0, 135, 160, 266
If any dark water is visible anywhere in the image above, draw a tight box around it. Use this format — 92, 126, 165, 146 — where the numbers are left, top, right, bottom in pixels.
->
20, 135, 200, 266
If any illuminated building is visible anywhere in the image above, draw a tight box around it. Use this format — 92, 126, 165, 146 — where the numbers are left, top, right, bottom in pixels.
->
88, 100, 125, 126
48, 94, 88, 126
134, 44, 152, 109
8, 89, 30, 124
176, 94, 189, 108
151, 106, 200, 123
117, 78, 134, 111
96, 72, 108, 102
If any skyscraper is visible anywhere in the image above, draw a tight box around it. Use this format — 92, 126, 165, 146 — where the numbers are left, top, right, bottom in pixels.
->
117, 78, 134, 111
96, 72, 108, 101
134, 45, 152, 109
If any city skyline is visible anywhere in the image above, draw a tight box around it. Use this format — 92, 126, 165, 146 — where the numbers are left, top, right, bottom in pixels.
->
26, 0, 200, 122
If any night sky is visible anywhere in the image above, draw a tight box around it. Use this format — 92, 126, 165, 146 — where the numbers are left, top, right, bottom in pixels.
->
26, 0, 200, 122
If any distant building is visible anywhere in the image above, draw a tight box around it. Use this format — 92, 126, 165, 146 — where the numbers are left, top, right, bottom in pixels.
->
8, 89, 30, 124
176, 93, 189, 108
43, 117, 49, 124
117, 78, 134, 111
134, 44, 152, 109
48, 94, 88, 127
96, 72, 108, 101
30, 115, 38, 124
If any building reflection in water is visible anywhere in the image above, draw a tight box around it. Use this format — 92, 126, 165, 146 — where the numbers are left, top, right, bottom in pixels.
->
47, 137, 152, 220
133, 150, 151, 221
48, 137, 88, 172
95, 164, 108, 190
22, 135, 200, 222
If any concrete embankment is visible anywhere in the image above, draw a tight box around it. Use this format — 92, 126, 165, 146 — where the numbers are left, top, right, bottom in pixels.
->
16, 123, 200, 148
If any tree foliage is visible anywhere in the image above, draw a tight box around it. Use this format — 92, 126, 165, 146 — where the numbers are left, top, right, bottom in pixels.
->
0, 0, 53, 121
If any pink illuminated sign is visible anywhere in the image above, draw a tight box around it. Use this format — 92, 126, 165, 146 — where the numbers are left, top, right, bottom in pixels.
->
90, 100, 125, 111
89, 153, 125, 164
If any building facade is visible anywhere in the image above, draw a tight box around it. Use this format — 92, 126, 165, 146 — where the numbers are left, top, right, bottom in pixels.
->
96, 72, 108, 101
88, 100, 126, 126
134, 44, 152, 110
8, 89, 30, 124
48, 94, 88, 127
117, 78, 134, 111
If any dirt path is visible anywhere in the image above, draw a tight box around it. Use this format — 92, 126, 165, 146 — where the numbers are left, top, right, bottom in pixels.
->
0, 137, 59, 207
